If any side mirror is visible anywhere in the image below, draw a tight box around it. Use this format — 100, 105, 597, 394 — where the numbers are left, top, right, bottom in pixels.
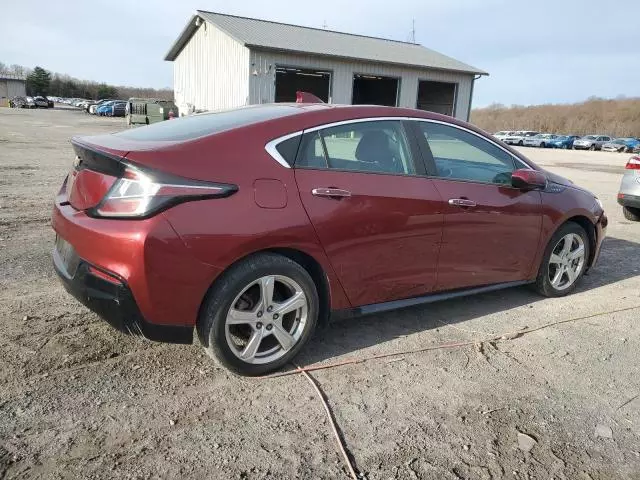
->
511, 169, 547, 190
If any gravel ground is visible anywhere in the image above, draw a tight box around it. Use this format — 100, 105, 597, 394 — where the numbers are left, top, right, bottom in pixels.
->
1, 107, 639, 480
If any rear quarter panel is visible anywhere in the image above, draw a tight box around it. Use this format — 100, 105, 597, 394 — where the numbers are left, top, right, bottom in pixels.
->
153, 128, 352, 310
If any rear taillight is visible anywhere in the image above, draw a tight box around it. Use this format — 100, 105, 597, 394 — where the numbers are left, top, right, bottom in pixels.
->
625, 156, 640, 170
89, 163, 237, 219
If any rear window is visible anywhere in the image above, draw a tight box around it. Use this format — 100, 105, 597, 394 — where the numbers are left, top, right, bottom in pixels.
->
114, 105, 301, 142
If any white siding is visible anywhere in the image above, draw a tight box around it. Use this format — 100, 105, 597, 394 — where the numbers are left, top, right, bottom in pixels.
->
248, 50, 474, 120
173, 23, 250, 113
0, 80, 26, 101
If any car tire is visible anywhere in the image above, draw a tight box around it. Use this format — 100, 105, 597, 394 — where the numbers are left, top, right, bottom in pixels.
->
623, 206, 640, 222
589, 145, 595, 151
518, 140, 524, 146
197, 253, 320, 376
534, 222, 590, 298
540, 142, 546, 148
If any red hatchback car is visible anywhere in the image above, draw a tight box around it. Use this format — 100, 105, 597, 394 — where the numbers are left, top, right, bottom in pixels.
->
52, 104, 607, 375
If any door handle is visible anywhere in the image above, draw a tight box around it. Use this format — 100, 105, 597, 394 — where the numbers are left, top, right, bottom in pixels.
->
312, 187, 352, 199
448, 198, 477, 207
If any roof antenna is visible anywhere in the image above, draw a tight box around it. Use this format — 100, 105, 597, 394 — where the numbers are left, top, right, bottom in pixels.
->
410, 19, 416, 43
322, 20, 328, 30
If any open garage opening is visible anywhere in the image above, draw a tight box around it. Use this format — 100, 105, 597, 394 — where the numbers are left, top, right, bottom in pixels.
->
417, 80, 457, 116
352, 74, 399, 107
274, 67, 331, 103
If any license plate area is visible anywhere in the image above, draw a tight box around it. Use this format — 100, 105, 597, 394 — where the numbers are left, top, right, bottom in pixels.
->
55, 235, 80, 278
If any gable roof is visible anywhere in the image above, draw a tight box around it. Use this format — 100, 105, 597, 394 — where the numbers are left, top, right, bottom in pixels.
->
165, 11, 487, 76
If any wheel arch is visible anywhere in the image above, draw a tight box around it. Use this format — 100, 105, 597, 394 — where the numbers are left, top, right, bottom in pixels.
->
536, 215, 597, 277
195, 247, 334, 339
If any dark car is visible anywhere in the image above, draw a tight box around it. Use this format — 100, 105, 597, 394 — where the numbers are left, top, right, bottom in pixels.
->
33, 96, 49, 108
51, 104, 607, 375
111, 101, 127, 117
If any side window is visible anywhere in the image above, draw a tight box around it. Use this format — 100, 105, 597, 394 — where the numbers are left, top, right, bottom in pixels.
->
418, 122, 517, 185
296, 121, 416, 175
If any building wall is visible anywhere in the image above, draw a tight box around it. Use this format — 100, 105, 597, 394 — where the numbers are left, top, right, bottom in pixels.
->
0, 80, 27, 107
173, 22, 250, 114
248, 49, 475, 120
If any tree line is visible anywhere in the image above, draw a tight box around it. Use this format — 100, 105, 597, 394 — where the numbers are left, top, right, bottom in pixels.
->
0, 63, 173, 101
471, 97, 640, 138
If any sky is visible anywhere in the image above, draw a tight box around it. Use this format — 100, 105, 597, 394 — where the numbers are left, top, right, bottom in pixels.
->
2, 0, 639, 108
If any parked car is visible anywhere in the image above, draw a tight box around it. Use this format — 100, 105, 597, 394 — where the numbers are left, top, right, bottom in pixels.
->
573, 135, 612, 151
33, 96, 49, 108
89, 99, 111, 114
504, 131, 539, 146
9, 96, 27, 108
602, 139, 629, 153
493, 131, 517, 141
617, 156, 640, 221
111, 101, 127, 117
96, 101, 118, 116
604, 138, 640, 153
46, 97, 54, 108
549, 135, 580, 149
523, 133, 559, 148
52, 104, 607, 375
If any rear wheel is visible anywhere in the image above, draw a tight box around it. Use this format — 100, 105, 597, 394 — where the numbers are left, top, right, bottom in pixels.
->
518, 140, 524, 146
540, 142, 546, 148
535, 222, 590, 297
198, 253, 319, 376
623, 206, 640, 222
589, 144, 596, 151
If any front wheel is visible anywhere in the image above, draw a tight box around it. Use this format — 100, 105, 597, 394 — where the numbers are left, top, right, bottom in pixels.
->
623, 206, 640, 222
589, 144, 596, 151
518, 140, 524, 146
535, 222, 590, 297
197, 253, 319, 376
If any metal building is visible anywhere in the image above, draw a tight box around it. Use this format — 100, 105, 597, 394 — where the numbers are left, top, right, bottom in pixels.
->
165, 11, 487, 120
0, 74, 27, 107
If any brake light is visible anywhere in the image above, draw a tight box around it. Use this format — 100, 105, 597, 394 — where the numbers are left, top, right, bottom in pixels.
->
625, 156, 640, 170
90, 164, 237, 219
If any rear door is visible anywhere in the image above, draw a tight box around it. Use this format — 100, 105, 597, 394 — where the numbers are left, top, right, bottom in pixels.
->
413, 120, 543, 291
293, 119, 444, 307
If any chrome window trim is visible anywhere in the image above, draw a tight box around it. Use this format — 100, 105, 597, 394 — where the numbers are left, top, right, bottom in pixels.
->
265, 130, 303, 168
264, 116, 533, 170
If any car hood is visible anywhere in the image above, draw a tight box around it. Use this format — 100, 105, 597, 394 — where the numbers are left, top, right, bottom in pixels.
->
543, 169, 573, 187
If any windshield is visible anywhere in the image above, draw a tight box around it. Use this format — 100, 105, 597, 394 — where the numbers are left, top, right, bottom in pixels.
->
584, 136, 597, 140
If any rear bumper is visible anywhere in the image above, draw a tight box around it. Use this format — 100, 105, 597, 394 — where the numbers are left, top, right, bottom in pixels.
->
51, 197, 221, 333
53, 249, 193, 344
618, 193, 640, 209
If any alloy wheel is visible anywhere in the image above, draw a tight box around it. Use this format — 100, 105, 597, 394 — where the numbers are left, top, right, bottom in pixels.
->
224, 275, 308, 365
548, 233, 586, 291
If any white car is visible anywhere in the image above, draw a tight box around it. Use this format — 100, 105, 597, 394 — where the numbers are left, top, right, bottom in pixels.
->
504, 131, 539, 146
493, 131, 517, 141
523, 133, 559, 148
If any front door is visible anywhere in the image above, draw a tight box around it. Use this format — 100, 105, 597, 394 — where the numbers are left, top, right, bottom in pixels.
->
294, 119, 444, 307
414, 120, 542, 291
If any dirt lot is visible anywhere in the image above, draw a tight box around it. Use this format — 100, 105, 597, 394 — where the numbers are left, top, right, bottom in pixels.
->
1, 107, 639, 480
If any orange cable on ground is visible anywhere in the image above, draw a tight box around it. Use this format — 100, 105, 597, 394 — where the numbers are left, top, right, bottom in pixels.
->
265, 304, 640, 380
271, 304, 640, 480
295, 364, 359, 480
